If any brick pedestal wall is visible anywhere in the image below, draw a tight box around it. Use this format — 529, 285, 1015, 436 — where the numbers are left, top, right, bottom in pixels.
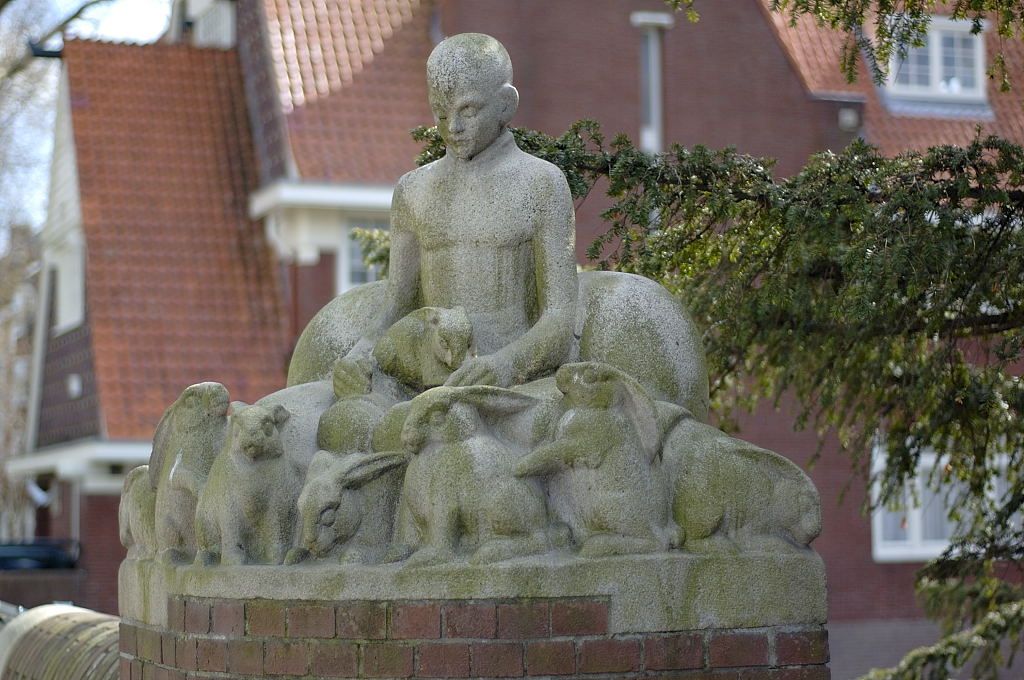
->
119, 596, 829, 679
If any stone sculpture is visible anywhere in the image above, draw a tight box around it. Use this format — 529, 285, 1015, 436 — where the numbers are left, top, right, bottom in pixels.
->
316, 363, 391, 456
286, 449, 408, 565
119, 465, 157, 559
149, 382, 229, 564
664, 416, 822, 552
372, 306, 475, 391
119, 32, 821, 577
194, 403, 300, 565
515, 362, 679, 557
392, 386, 555, 566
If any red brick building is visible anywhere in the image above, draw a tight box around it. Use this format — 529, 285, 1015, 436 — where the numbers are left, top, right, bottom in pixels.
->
6, 1, 1023, 677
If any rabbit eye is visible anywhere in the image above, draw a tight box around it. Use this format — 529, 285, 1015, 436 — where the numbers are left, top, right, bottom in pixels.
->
263, 421, 274, 437
318, 506, 337, 525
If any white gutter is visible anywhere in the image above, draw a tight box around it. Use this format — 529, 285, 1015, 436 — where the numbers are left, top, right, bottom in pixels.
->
6, 439, 150, 478
249, 181, 394, 219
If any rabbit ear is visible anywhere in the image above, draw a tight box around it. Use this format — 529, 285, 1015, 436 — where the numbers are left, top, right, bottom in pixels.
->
654, 402, 688, 445
615, 374, 661, 463
229, 401, 248, 415
450, 386, 538, 416
401, 387, 460, 451
271, 404, 291, 427
340, 451, 409, 488
559, 362, 662, 463
513, 440, 573, 477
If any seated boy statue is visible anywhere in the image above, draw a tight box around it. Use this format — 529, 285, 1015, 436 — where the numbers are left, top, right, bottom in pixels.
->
336, 33, 577, 391
292, 33, 709, 421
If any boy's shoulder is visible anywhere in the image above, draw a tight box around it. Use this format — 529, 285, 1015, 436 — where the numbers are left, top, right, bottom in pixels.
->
397, 159, 442, 190
502, 147, 571, 196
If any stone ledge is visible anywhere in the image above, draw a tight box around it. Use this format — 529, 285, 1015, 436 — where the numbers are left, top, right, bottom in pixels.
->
119, 550, 827, 633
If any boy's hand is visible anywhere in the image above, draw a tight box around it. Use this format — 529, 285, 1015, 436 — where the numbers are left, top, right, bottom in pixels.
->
445, 354, 513, 388
333, 355, 373, 398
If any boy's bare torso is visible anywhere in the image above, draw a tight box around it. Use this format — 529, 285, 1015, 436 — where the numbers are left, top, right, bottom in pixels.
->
396, 137, 564, 355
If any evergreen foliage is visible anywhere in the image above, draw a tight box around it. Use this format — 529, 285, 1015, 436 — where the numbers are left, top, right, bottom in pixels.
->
357, 123, 1024, 678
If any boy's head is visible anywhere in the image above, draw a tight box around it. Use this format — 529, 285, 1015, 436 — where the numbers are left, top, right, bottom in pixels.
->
426, 33, 519, 161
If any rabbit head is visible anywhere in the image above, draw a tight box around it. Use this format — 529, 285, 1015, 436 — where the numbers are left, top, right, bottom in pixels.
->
295, 450, 408, 559
554, 362, 662, 463
229, 402, 291, 462
400, 386, 538, 454
400, 388, 478, 453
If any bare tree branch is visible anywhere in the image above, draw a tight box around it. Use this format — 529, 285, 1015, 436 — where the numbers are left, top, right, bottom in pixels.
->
0, 0, 110, 82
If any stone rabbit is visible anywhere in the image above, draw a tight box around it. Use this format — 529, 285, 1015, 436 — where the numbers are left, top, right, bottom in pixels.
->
316, 355, 397, 456
149, 382, 230, 564
194, 402, 301, 565
663, 415, 822, 553
373, 307, 474, 391
514, 362, 677, 557
391, 386, 555, 566
285, 449, 409, 565
119, 465, 157, 559
256, 379, 336, 470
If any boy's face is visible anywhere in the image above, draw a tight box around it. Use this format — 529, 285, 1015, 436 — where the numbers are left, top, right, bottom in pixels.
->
429, 76, 508, 161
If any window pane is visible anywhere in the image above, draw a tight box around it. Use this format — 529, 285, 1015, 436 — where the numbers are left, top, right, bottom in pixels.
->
994, 475, 1023, 530
349, 235, 370, 285
894, 40, 931, 88
881, 507, 908, 541
938, 30, 980, 93
921, 484, 955, 540
347, 220, 388, 288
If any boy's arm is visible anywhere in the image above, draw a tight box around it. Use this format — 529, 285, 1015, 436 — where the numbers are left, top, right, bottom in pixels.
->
447, 168, 577, 387
339, 179, 420, 382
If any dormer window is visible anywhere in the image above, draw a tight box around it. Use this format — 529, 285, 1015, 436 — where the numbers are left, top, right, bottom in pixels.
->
887, 17, 987, 103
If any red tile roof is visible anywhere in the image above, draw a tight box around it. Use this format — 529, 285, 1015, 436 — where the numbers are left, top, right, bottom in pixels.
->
260, 0, 434, 183
762, 3, 862, 99
64, 39, 290, 441
763, 3, 1024, 154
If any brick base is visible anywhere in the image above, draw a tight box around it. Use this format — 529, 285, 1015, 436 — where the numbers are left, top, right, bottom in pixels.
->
119, 596, 829, 679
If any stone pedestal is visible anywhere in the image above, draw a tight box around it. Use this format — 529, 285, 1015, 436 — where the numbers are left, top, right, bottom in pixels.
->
118, 551, 830, 679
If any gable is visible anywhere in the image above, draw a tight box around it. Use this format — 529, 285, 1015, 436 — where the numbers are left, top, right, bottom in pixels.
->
62, 39, 290, 441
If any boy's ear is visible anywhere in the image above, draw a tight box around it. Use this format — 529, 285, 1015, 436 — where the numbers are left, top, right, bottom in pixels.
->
500, 84, 519, 124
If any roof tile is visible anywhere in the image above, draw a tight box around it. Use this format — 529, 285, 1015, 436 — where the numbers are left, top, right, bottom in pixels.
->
261, 0, 434, 183
64, 39, 290, 441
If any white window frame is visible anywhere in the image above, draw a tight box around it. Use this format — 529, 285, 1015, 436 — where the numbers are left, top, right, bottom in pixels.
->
871, 443, 1013, 563
887, 16, 988, 103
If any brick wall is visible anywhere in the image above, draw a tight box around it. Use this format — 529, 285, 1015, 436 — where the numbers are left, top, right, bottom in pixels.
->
0, 569, 85, 608
285, 254, 338, 350
120, 596, 829, 679
439, 0, 859, 260
81, 493, 126, 615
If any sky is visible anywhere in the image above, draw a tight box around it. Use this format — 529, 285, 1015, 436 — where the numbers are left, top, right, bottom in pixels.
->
63, 0, 171, 42
7, 0, 172, 232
